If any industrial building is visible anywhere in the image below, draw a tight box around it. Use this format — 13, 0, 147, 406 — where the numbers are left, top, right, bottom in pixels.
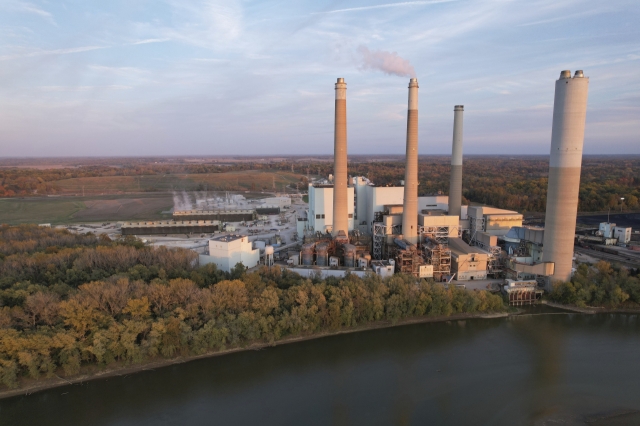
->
173, 209, 256, 222
121, 220, 220, 235
199, 234, 260, 272
306, 184, 355, 234
449, 238, 489, 281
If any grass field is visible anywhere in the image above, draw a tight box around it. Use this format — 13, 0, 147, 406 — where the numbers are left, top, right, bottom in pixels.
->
53, 170, 305, 195
0, 194, 173, 225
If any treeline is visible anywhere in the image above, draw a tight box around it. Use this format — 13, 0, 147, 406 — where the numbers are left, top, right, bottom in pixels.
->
2, 157, 638, 213
549, 261, 640, 308
347, 157, 640, 213
0, 225, 504, 388
0, 163, 285, 197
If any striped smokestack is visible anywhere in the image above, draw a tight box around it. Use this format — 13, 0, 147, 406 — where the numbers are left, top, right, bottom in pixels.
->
332, 78, 348, 237
402, 78, 419, 244
448, 105, 464, 217
542, 70, 589, 287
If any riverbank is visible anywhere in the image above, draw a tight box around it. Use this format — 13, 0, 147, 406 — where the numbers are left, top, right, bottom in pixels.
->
0, 311, 509, 400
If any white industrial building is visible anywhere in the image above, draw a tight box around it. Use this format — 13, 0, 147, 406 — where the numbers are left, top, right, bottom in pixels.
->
614, 226, 632, 244
307, 184, 355, 234
199, 234, 260, 272
304, 178, 456, 236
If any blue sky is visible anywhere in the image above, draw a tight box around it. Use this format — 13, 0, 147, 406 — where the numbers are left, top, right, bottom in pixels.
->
0, 0, 638, 156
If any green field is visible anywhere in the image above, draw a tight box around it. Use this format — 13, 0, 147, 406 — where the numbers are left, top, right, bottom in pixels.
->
0, 194, 173, 225
53, 170, 305, 195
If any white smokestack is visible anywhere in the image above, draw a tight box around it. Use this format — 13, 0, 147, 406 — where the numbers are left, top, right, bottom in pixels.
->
402, 78, 419, 244
448, 105, 464, 217
542, 70, 589, 287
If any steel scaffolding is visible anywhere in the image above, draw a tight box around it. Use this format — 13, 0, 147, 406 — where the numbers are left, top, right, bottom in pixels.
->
423, 239, 451, 280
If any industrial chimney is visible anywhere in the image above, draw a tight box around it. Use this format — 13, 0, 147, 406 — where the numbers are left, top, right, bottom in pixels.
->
448, 105, 464, 217
332, 78, 349, 237
542, 70, 589, 287
402, 78, 419, 244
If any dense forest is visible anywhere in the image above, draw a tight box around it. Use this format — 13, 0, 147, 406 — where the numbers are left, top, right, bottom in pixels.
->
0, 225, 504, 389
1, 157, 638, 213
549, 261, 640, 308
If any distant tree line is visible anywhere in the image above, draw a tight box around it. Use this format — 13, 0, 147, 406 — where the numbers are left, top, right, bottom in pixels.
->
1, 157, 637, 213
0, 225, 504, 388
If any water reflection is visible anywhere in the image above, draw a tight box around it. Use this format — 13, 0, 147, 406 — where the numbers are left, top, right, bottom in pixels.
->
2, 314, 640, 426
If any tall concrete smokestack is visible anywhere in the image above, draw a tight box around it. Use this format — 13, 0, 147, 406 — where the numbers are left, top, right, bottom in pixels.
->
332, 78, 348, 237
542, 70, 589, 287
402, 78, 419, 244
448, 105, 464, 217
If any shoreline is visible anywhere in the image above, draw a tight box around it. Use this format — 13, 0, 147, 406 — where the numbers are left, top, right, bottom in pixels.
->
0, 311, 508, 400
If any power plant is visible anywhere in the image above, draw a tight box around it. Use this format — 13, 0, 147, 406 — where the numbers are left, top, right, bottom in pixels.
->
294, 70, 591, 300
161, 71, 597, 302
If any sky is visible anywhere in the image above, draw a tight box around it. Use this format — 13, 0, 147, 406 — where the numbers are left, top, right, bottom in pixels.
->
0, 0, 639, 157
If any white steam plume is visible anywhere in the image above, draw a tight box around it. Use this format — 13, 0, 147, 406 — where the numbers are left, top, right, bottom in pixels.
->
172, 191, 193, 212
357, 45, 416, 78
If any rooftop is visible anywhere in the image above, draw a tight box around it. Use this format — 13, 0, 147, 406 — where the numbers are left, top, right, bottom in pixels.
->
212, 234, 246, 243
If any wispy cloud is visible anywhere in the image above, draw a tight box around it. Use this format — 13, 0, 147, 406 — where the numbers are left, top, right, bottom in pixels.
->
130, 38, 171, 45
0, 45, 109, 61
38, 85, 132, 92
314, 0, 458, 14
518, 9, 603, 27
4, 1, 56, 25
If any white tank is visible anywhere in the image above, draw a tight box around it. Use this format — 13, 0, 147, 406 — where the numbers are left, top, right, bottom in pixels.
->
265, 245, 275, 255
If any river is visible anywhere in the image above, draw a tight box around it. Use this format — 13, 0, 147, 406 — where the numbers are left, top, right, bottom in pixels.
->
2, 309, 640, 425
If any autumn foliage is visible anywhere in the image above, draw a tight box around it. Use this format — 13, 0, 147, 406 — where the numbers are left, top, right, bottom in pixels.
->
0, 225, 504, 389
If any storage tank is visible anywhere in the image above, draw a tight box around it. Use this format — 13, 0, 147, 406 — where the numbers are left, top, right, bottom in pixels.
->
316, 243, 329, 267
265, 245, 274, 267
343, 244, 357, 267
301, 243, 315, 266
254, 240, 266, 250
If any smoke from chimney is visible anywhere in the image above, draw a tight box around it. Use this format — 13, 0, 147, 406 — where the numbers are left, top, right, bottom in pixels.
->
357, 45, 416, 78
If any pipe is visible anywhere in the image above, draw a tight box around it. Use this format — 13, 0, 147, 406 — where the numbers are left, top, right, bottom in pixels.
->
332, 78, 349, 237
542, 70, 589, 287
402, 78, 419, 244
448, 105, 464, 217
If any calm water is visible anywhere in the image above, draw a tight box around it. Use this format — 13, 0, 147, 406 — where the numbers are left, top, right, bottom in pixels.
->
2, 310, 640, 426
